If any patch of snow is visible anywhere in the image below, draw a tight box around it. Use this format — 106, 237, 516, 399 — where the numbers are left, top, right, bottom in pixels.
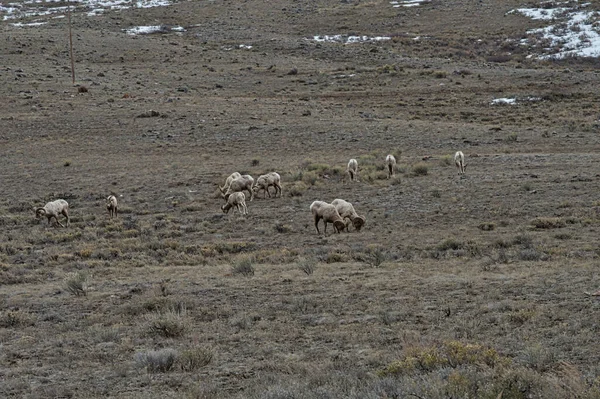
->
390, 0, 429, 7
491, 98, 517, 105
312, 35, 391, 44
11, 21, 48, 27
511, 3, 600, 59
2, 0, 174, 22
125, 25, 184, 35
239, 44, 253, 49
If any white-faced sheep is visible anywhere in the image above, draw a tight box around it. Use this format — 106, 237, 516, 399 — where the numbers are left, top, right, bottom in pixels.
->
310, 200, 346, 235
221, 192, 248, 215
223, 174, 255, 201
219, 172, 242, 194
385, 154, 396, 178
347, 158, 358, 182
253, 172, 282, 198
35, 199, 70, 227
106, 195, 118, 218
454, 151, 467, 175
331, 199, 366, 232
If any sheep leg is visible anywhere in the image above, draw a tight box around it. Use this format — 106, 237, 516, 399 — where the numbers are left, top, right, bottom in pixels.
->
242, 203, 248, 215
314, 214, 321, 234
266, 186, 272, 198
53, 216, 65, 228
275, 183, 282, 197
62, 209, 70, 227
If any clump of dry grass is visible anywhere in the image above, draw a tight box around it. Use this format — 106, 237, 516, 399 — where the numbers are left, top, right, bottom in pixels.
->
231, 255, 255, 276
412, 162, 429, 176
0, 310, 36, 327
178, 346, 213, 372
297, 258, 316, 275
145, 306, 188, 338
378, 341, 508, 376
64, 271, 89, 296
530, 217, 565, 229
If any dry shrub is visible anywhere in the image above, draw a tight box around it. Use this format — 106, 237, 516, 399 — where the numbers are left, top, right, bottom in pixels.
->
0, 310, 35, 327
297, 258, 316, 275
134, 348, 178, 373
231, 255, 255, 276
530, 217, 565, 229
478, 222, 496, 231
64, 271, 89, 296
145, 306, 188, 338
412, 162, 429, 176
378, 341, 508, 376
178, 346, 213, 371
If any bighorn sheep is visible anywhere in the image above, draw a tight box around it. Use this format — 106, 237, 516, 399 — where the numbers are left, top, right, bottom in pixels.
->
331, 199, 366, 232
106, 195, 118, 218
221, 192, 248, 215
310, 200, 346, 235
219, 172, 242, 194
454, 151, 467, 175
253, 172, 282, 198
35, 199, 70, 227
386, 154, 396, 178
347, 158, 358, 181
223, 174, 255, 201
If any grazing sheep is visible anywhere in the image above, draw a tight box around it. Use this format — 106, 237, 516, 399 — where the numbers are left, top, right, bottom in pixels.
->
385, 154, 396, 178
331, 199, 366, 232
35, 199, 70, 227
106, 195, 118, 218
347, 158, 358, 181
219, 172, 242, 194
310, 200, 346, 235
253, 172, 282, 198
454, 151, 467, 175
223, 174, 255, 201
221, 192, 248, 215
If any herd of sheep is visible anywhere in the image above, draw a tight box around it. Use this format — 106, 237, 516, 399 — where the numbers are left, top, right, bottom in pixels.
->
35, 152, 467, 235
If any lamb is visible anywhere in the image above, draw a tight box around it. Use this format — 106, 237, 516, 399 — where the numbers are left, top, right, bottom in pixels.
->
223, 174, 255, 201
106, 195, 118, 218
385, 154, 396, 178
253, 172, 282, 198
221, 192, 248, 215
346, 158, 358, 182
219, 172, 242, 194
454, 151, 467, 175
310, 200, 346, 235
35, 199, 70, 227
331, 199, 366, 232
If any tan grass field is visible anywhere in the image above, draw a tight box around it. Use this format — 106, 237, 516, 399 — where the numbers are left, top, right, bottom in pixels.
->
1, 0, 600, 397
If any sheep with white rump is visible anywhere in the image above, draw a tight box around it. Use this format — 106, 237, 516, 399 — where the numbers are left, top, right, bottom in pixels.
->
223, 174, 255, 201
385, 154, 396, 178
35, 199, 70, 227
454, 151, 467, 175
310, 200, 346, 235
106, 195, 118, 218
221, 192, 248, 215
253, 172, 282, 198
219, 172, 242, 194
346, 158, 358, 182
331, 199, 366, 232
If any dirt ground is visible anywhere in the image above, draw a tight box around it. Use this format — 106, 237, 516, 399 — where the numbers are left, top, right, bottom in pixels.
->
1, 0, 600, 398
